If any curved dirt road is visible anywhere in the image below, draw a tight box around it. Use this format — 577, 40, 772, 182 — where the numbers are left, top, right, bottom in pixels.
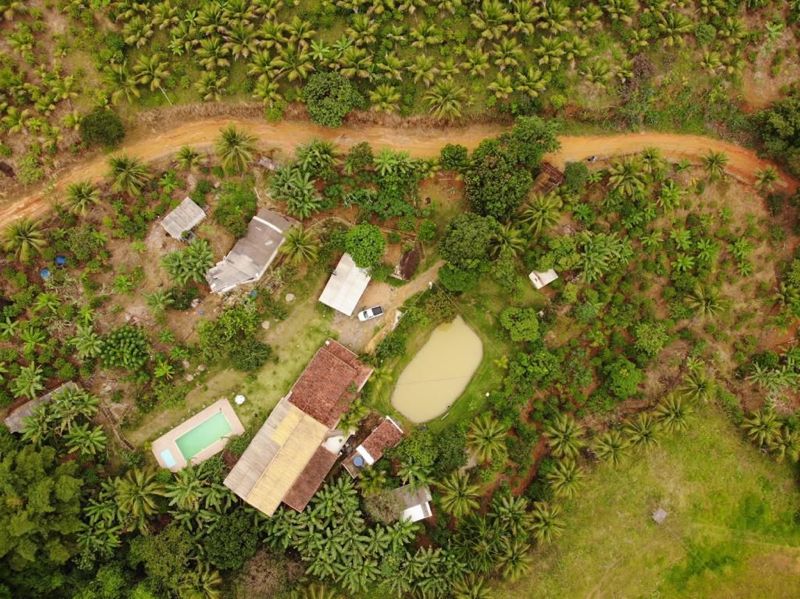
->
0, 118, 794, 225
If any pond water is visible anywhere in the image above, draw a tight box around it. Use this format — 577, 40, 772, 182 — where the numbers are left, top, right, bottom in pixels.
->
391, 316, 483, 423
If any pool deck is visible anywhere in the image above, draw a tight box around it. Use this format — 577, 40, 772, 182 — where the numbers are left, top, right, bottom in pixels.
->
151, 398, 244, 471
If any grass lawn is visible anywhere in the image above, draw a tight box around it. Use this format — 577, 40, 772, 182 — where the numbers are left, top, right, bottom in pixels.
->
495, 405, 800, 599
125, 269, 333, 447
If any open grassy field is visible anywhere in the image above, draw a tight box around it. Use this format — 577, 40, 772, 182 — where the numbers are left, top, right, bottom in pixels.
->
496, 405, 800, 599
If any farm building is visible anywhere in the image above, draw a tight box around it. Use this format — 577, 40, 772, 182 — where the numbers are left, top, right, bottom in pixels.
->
529, 269, 559, 290
393, 245, 421, 281
4, 382, 79, 433
224, 340, 372, 516
390, 484, 433, 523
206, 209, 294, 294
318, 253, 371, 316
160, 197, 206, 240
343, 416, 404, 477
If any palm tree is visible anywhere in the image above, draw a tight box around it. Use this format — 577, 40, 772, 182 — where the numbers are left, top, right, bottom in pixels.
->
655, 395, 692, 433
2, 218, 46, 262
164, 467, 205, 511
215, 125, 257, 173
467, 413, 507, 464
453, 575, 491, 599
592, 429, 628, 466
71, 324, 103, 359
769, 426, 800, 463
529, 501, 565, 544
292, 584, 345, 599
490, 224, 525, 258
742, 408, 780, 448
133, 52, 172, 103
64, 423, 107, 458
180, 564, 222, 599
368, 83, 401, 113
687, 285, 724, 318
624, 413, 659, 450
546, 458, 584, 499
108, 155, 150, 195
490, 493, 530, 537
66, 181, 100, 216
281, 227, 320, 265
162, 239, 214, 285
544, 413, 585, 459
398, 461, 430, 489
114, 468, 165, 534
680, 370, 715, 403
657, 179, 685, 211
437, 471, 480, 518
755, 166, 778, 193
424, 80, 467, 121
702, 151, 728, 181
607, 157, 646, 197
175, 146, 203, 170
270, 167, 322, 219
498, 537, 531, 582
12, 362, 44, 399
520, 192, 562, 236
145, 291, 173, 318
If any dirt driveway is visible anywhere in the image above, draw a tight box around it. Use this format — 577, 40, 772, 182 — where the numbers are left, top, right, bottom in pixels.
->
1, 115, 795, 226
332, 260, 443, 353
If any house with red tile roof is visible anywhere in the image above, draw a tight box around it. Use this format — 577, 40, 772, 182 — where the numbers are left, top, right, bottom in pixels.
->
224, 339, 372, 516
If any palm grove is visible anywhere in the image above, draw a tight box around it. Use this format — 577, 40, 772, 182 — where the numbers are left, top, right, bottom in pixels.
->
3, 1, 800, 184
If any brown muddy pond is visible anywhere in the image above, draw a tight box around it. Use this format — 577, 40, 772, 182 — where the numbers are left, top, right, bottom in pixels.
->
391, 316, 483, 423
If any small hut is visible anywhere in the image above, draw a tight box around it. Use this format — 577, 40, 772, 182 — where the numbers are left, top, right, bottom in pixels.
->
160, 197, 206, 240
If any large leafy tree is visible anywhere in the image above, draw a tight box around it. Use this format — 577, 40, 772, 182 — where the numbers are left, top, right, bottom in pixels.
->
302, 72, 363, 127
440, 212, 498, 271
344, 224, 385, 269
0, 443, 84, 573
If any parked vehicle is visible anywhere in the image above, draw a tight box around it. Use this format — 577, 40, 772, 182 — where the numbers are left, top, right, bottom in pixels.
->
357, 306, 384, 321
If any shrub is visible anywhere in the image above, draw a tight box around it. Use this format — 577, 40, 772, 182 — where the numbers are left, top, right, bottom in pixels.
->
302, 72, 364, 127
500, 307, 541, 342
229, 340, 272, 371
439, 264, 478, 293
214, 182, 257, 237
79, 108, 125, 148
345, 224, 386, 268
439, 144, 469, 171
203, 512, 259, 571
100, 325, 150, 370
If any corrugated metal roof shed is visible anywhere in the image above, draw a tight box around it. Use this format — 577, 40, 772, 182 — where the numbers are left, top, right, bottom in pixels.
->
160, 197, 206, 239
206, 209, 294, 294
318, 253, 371, 316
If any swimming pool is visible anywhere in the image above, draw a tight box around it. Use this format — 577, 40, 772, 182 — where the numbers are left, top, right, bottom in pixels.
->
175, 411, 233, 460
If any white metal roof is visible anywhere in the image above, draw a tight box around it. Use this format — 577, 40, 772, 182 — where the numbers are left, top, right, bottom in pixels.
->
529, 268, 559, 289
318, 253, 371, 316
161, 197, 206, 239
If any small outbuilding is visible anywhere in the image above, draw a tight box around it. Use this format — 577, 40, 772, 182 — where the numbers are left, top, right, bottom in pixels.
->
529, 269, 559, 290
4, 382, 79, 433
343, 416, 404, 477
393, 245, 421, 281
318, 253, 371, 316
390, 484, 433, 523
206, 209, 294, 294
161, 197, 206, 240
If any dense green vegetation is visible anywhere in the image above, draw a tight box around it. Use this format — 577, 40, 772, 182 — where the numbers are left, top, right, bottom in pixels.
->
1, 1, 800, 597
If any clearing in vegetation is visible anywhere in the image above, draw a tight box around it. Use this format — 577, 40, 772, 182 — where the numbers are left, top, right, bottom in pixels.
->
496, 405, 800, 599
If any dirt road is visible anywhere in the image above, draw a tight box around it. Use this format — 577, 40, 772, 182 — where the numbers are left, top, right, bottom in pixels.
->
1, 117, 794, 225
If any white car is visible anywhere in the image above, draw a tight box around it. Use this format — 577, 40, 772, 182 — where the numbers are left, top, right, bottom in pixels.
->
357, 306, 384, 321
